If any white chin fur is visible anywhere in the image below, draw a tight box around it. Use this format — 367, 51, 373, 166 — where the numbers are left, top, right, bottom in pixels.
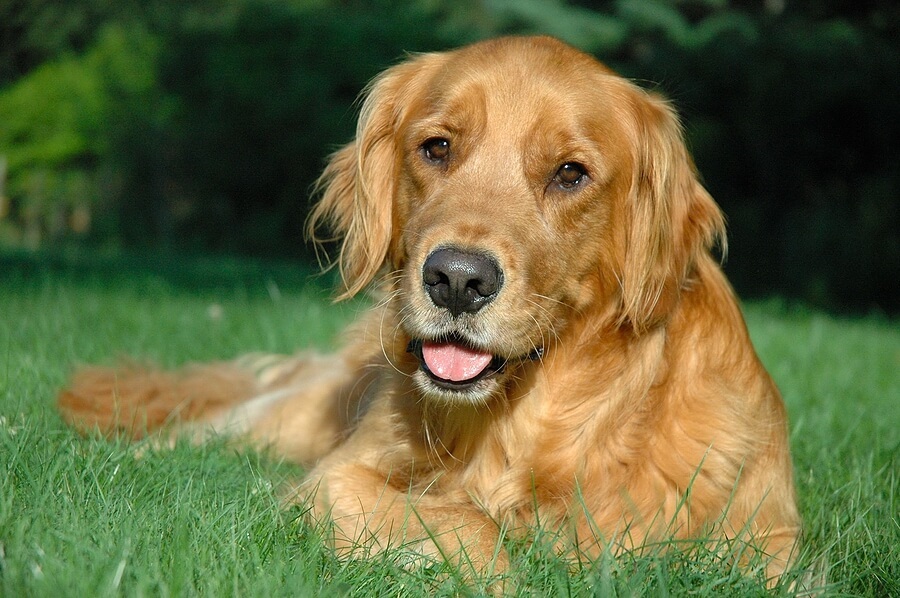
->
412, 370, 500, 405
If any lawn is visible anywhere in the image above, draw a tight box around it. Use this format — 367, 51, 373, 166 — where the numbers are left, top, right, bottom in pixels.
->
1, 250, 897, 596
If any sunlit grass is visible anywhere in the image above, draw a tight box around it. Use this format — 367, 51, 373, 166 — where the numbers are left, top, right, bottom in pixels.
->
1, 250, 897, 596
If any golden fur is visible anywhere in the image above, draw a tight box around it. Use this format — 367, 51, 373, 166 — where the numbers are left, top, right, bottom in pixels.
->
59, 36, 800, 582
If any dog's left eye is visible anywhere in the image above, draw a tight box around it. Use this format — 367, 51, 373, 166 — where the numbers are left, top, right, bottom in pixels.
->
554, 163, 588, 189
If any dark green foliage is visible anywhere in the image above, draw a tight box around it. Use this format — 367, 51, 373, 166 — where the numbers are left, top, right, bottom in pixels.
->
1, 0, 897, 312
144, 0, 451, 253
609, 5, 900, 312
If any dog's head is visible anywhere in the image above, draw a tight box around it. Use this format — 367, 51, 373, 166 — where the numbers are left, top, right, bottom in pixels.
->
310, 36, 724, 403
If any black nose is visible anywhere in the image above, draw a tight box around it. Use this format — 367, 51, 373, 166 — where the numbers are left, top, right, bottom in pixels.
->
422, 247, 502, 316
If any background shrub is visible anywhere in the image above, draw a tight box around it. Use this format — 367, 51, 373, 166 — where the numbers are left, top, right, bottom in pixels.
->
1, 0, 897, 312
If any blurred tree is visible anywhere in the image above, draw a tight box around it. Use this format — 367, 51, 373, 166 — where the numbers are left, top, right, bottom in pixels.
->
0, 30, 104, 245
602, 1, 899, 311
0, 0, 897, 311
142, 0, 452, 252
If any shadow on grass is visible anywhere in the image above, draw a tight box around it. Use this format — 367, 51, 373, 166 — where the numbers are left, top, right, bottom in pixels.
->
0, 246, 338, 298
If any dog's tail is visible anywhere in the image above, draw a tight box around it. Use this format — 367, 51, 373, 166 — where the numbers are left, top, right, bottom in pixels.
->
58, 359, 264, 439
58, 351, 369, 464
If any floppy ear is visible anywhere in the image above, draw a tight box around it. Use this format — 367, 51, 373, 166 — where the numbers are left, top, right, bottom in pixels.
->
619, 91, 726, 330
307, 55, 437, 300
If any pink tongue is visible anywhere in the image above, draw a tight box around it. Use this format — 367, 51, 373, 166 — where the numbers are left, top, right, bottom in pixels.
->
421, 342, 493, 382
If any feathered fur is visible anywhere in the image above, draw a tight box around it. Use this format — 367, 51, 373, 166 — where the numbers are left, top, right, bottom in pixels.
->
59, 36, 800, 584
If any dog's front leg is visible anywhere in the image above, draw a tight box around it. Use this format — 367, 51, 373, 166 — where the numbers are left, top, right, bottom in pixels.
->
303, 460, 507, 573
290, 401, 508, 574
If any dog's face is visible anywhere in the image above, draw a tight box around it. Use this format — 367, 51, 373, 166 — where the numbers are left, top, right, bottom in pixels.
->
311, 37, 724, 404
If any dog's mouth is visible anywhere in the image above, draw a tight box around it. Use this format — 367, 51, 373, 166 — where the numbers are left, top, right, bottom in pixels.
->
407, 335, 543, 391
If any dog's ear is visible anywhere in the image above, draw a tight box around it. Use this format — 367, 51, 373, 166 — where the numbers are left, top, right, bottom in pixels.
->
619, 91, 726, 330
307, 55, 438, 299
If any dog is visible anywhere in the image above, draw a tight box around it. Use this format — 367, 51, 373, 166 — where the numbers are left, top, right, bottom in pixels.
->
59, 36, 801, 583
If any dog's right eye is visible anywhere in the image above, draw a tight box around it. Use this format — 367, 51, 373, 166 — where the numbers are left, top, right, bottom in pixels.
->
421, 138, 451, 164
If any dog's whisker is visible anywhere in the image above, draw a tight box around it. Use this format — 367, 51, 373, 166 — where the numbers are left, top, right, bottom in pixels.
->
522, 296, 561, 351
376, 297, 410, 377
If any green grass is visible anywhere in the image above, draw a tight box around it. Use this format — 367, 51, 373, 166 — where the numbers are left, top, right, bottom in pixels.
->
1, 249, 897, 596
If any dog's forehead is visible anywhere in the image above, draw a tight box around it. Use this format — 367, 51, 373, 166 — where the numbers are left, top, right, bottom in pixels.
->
402, 38, 633, 164
406, 38, 623, 140
450, 36, 606, 75
434, 37, 606, 101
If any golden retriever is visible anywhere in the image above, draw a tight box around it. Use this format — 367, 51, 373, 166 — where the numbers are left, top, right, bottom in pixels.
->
59, 36, 800, 583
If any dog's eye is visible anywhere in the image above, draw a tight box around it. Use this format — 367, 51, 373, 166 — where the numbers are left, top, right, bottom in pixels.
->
421, 138, 451, 163
554, 162, 587, 189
